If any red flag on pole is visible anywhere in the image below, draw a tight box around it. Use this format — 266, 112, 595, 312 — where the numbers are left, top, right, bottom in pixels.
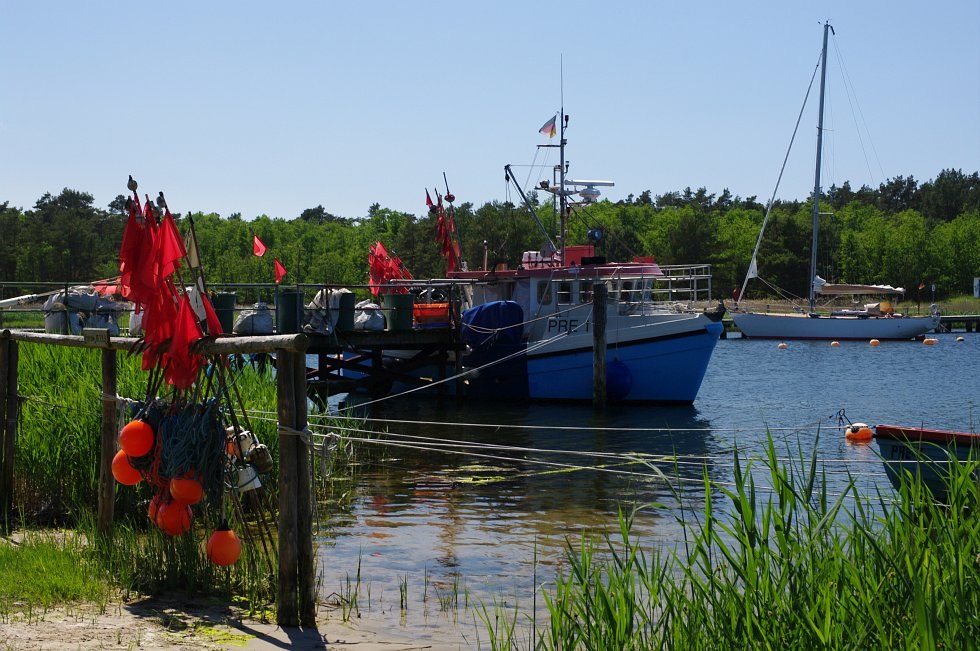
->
425, 189, 434, 210
157, 209, 187, 280
274, 258, 288, 284
253, 235, 268, 257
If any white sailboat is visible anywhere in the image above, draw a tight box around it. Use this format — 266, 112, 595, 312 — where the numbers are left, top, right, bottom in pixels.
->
732, 22, 940, 341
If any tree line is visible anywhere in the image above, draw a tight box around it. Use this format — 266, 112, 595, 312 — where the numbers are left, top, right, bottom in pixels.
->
1, 168, 977, 303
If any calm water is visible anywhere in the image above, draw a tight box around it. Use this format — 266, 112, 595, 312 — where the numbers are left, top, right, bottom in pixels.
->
313, 332, 979, 644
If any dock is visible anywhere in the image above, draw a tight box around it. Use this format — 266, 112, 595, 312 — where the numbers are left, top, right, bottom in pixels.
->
303, 327, 462, 404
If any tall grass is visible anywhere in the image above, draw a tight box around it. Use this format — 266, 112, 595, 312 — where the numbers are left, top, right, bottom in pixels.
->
507, 436, 980, 649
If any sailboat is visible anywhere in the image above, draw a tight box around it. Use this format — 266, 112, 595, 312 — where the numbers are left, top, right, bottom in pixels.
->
731, 22, 940, 341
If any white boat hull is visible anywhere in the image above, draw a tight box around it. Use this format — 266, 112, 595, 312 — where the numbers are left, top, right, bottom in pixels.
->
731, 311, 939, 340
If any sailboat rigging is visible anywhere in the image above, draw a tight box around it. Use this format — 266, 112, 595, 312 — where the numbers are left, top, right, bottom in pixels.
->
732, 22, 940, 341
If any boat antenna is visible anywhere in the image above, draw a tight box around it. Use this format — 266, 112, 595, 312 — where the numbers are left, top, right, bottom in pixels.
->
559, 57, 567, 264
809, 21, 833, 313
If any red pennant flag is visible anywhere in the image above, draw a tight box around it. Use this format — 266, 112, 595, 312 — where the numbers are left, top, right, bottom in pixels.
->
425, 189, 434, 210
157, 209, 187, 280
201, 292, 224, 336
165, 294, 204, 389
253, 235, 268, 257
274, 258, 288, 284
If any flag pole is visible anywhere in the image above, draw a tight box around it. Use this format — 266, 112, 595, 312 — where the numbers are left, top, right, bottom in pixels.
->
442, 172, 462, 271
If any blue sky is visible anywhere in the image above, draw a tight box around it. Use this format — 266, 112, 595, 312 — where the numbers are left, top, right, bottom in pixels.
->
2, 1, 977, 221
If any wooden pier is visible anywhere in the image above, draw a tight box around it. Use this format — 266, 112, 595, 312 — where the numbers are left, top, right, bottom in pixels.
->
304, 327, 461, 404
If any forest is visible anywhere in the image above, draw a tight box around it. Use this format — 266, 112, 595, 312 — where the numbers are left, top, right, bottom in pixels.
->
1, 168, 977, 304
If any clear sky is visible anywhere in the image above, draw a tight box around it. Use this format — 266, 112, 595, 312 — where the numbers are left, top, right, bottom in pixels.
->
2, 1, 978, 221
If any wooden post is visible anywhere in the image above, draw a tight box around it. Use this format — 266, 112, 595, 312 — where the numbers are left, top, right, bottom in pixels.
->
293, 350, 316, 626
0, 337, 9, 533
1, 339, 17, 533
592, 284, 607, 409
97, 347, 117, 536
276, 350, 299, 627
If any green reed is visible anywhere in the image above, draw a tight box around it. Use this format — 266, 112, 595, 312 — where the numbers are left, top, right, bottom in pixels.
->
510, 436, 980, 650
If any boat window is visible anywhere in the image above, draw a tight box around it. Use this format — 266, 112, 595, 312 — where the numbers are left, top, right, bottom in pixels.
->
537, 281, 552, 306
580, 281, 593, 304
557, 281, 572, 305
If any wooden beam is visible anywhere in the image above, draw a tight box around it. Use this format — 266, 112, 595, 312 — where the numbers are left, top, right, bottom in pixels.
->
1, 340, 17, 534
97, 348, 117, 536
275, 350, 299, 627
592, 284, 607, 409
293, 351, 316, 626
0, 330, 309, 354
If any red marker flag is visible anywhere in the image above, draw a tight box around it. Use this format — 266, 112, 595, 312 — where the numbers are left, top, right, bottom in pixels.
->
253, 235, 268, 257
274, 258, 288, 284
425, 189, 434, 210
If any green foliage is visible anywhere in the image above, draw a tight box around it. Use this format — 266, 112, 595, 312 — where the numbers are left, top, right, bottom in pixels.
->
1, 170, 977, 300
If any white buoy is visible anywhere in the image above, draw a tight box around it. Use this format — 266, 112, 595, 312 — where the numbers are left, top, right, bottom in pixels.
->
956, 336, 965, 342
777, 342, 788, 349
830, 341, 840, 347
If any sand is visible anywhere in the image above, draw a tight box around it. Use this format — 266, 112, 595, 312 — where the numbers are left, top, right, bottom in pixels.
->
0, 596, 465, 651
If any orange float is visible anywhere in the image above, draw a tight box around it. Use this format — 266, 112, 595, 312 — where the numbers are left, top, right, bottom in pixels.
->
119, 420, 155, 457
845, 423, 873, 442
206, 524, 243, 566
156, 501, 193, 536
148, 492, 163, 522
170, 474, 204, 505
111, 450, 142, 486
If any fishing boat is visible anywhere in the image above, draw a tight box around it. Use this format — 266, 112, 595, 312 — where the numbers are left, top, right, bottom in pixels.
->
404, 112, 725, 404
875, 424, 979, 502
731, 22, 940, 340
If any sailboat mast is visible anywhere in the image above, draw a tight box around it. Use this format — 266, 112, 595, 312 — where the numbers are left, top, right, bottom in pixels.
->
809, 21, 832, 312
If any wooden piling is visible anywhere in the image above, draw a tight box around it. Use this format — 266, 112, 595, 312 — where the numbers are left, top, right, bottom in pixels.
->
0, 338, 7, 529
0, 339, 20, 532
592, 284, 607, 409
275, 350, 300, 626
97, 347, 117, 536
292, 351, 316, 626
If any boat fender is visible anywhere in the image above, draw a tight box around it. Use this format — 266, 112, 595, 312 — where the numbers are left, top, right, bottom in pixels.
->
607, 358, 633, 400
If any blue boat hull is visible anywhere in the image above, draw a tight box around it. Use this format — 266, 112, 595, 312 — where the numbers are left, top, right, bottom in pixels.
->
525, 322, 723, 403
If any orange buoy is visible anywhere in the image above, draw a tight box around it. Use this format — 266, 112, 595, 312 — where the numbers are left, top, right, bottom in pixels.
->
830, 341, 840, 347
777, 342, 788, 349
119, 419, 155, 457
156, 501, 193, 536
845, 423, 873, 442
111, 450, 142, 486
923, 338, 938, 346
869, 339, 880, 346
206, 524, 242, 566
148, 492, 164, 522
170, 475, 204, 505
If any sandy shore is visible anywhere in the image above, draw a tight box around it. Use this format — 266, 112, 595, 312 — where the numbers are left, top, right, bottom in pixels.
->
0, 596, 467, 650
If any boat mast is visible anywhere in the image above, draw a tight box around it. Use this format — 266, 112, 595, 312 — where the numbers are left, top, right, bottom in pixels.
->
558, 110, 567, 263
809, 21, 833, 313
